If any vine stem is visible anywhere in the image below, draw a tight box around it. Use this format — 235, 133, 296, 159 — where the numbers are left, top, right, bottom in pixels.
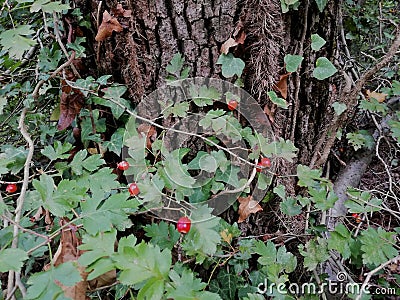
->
6, 107, 33, 299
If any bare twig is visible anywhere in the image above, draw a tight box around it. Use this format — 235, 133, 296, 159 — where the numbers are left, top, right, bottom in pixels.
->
356, 255, 400, 300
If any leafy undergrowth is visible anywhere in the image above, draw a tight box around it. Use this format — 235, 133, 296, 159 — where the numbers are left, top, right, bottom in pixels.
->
1, 1, 400, 300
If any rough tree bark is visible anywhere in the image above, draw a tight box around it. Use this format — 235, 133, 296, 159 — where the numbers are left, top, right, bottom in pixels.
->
79, 0, 343, 172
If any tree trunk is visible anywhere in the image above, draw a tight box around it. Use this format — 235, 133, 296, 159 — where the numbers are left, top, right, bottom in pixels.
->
82, 0, 343, 187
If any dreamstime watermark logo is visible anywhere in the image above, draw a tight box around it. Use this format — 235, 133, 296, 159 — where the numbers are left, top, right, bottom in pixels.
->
257, 272, 396, 296
122, 77, 275, 222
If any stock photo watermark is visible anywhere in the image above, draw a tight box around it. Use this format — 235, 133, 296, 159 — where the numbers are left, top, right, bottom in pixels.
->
257, 272, 396, 296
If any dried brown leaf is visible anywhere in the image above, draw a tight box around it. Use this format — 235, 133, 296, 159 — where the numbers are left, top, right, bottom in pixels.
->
137, 124, 157, 149
263, 104, 274, 123
221, 38, 238, 55
88, 270, 117, 291
366, 90, 387, 103
273, 73, 290, 99
95, 10, 123, 42
58, 93, 84, 130
238, 195, 263, 223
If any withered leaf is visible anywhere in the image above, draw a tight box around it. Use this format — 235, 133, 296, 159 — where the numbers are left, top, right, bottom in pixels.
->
113, 3, 132, 17
238, 195, 263, 223
366, 90, 387, 103
263, 104, 274, 123
95, 10, 123, 42
58, 92, 84, 130
137, 124, 157, 149
273, 73, 291, 99
220, 20, 246, 54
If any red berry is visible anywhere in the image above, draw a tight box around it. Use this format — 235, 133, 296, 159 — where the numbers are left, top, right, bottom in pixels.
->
6, 184, 17, 193
177, 216, 191, 234
256, 157, 271, 172
128, 183, 140, 196
117, 161, 130, 171
351, 213, 359, 218
227, 100, 238, 111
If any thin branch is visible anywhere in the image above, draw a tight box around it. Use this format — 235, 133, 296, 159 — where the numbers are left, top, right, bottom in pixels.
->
356, 255, 400, 300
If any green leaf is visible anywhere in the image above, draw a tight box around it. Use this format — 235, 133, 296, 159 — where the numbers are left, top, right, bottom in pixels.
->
313, 57, 337, 80
144, 221, 180, 250
0, 25, 36, 59
216, 53, 245, 78
38, 48, 62, 72
314, 0, 328, 12
359, 227, 397, 267
267, 91, 288, 109
167, 268, 222, 300
296, 165, 325, 187
81, 192, 138, 235
360, 97, 388, 115
298, 238, 330, 271
78, 229, 117, 280
280, 198, 302, 216
166, 53, 184, 75
346, 130, 375, 151
163, 101, 190, 118
26, 262, 82, 300
311, 34, 326, 51
328, 224, 352, 259
41, 141, 73, 161
260, 136, 298, 162
209, 269, 239, 300
31, 0, 69, 12
0, 248, 28, 272
103, 128, 125, 155
284, 54, 303, 72
273, 184, 286, 200
332, 102, 347, 116
113, 241, 171, 285
388, 112, 400, 143
189, 85, 221, 107
344, 189, 382, 213
182, 206, 221, 262
163, 149, 195, 187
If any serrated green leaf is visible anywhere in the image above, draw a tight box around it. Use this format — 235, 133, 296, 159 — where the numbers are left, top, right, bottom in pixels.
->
0, 248, 28, 272
182, 206, 221, 262
26, 262, 82, 300
284, 54, 303, 72
163, 101, 190, 118
78, 229, 117, 280
267, 91, 288, 109
0, 25, 36, 59
332, 102, 347, 116
103, 128, 125, 155
359, 227, 397, 267
217, 53, 245, 78
298, 238, 330, 271
41, 141, 72, 161
260, 136, 298, 162
313, 57, 337, 80
113, 241, 171, 285
360, 98, 388, 115
314, 0, 328, 12
189, 85, 221, 107
346, 130, 375, 151
273, 184, 286, 200
144, 221, 180, 250
388, 113, 400, 143
82, 154, 104, 172
166, 53, 184, 75
311, 34, 326, 51
296, 165, 325, 187
280, 198, 302, 216
328, 224, 352, 259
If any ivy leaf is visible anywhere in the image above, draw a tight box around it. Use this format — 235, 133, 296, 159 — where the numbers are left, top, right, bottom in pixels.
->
103, 128, 124, 155
217, 53, 245, 78
182, 206, 221, 263
0, 248, 28, 272
332, 102, 347, 116
313, 57, 337, 80
314, 0, 328, 12
78, 229, 117, 280
0, 25, 36, 59
311, 34, 326, 51
26, 262, 82, 300
144, 221, 180, 250
267, 91, 288, 109
284, 54, 303, 72
359, 227, 397, 267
